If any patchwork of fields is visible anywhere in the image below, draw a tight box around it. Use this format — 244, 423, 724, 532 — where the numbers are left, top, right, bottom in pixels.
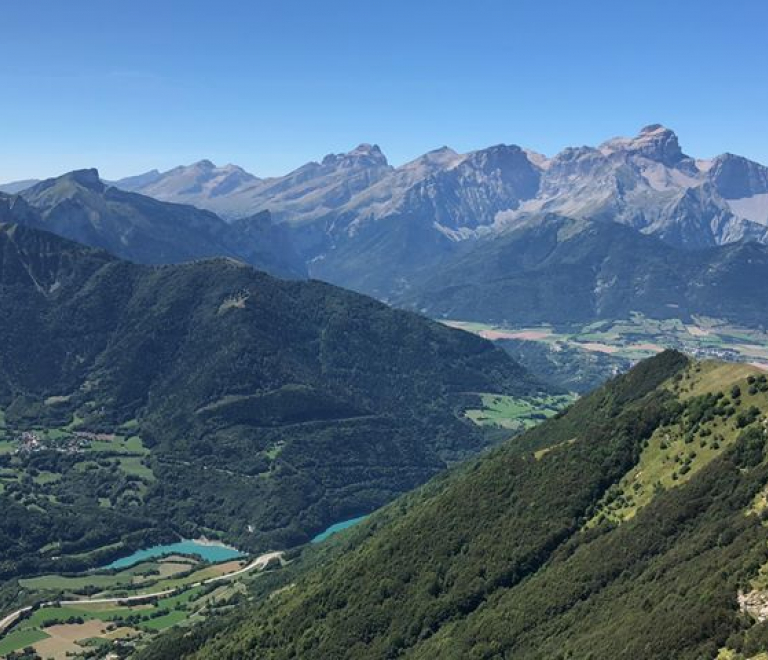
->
0, 551, 281, 658
445, 314, 768, 367
445, 314, 768, 394
0, 410, 154, 516
0, 405, 286, 657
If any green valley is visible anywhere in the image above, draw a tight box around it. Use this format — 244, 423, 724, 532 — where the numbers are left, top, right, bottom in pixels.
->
0, 223, 546, 656
0, 550, 282, 658
149, 351, 768, 660
6, 8, 768, 658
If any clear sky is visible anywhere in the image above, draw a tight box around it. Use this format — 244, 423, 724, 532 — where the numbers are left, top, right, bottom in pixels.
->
2, 0, 767, 181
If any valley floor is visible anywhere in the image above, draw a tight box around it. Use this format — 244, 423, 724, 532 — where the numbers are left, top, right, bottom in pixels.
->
0, 551, 283, 658
445, 314, 768, 366
445, 314, 768, 392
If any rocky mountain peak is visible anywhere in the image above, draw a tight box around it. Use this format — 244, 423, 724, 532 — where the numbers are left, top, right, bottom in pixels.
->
351, 143, 384, 157
64, 168, 104, 191
601, 124, 686, 166
400, 146, 464, 173
322, 143, 390, 169
466, 144, 530, 170
708, 152, 768, 199
639, 123, 668, 135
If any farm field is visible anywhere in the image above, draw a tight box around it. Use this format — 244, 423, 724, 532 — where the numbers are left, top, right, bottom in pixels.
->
0, 552, 279, 658
445, 314, 768, 366
465, 393, 576, 431
0, 628, 49, 657
0, 410, 274, 660
0, 409, 156, 530
445, 314, 768, 393
19, 558, 197, 593
0, 390, 303, 657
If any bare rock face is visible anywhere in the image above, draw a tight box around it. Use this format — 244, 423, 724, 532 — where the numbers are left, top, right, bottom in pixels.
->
739, 590, 768, 622
709, 153, 768, 200
601, 124, 687, 166
111, 144, 393, 225
107, 125, 768, 252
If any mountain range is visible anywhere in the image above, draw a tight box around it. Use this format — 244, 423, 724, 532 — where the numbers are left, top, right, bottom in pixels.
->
8, 125, 767, 252
3, 125, 768, 329
396, 214, 768, 327
98, 125, 768, 252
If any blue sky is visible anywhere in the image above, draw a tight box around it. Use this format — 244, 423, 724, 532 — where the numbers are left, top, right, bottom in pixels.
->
2, 0, 767, 181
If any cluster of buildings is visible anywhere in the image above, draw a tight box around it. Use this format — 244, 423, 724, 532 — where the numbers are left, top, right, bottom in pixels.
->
687, 345, 741, 361
15, 430, 91, 455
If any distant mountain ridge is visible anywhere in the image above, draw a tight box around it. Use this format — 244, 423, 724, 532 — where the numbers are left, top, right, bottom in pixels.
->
110, 144, 393, 225
5, 127, 768, 249
113, 159, 260, 202
0, 170, 306, 279
103, 125, 768, 250
0, 178, 40, 194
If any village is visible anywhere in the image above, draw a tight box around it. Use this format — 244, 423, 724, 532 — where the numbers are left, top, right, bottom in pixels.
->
13, 430, 111, 455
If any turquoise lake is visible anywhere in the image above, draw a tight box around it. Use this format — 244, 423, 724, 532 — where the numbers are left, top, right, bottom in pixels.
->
105, 540, 243, 569
311, 515, 368, 543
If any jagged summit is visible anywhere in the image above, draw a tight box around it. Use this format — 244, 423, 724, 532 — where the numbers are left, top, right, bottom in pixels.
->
351, 142, 384, 157
600, 124, 686, 165
321, 143, 389, 168
18, 125, 767, 284
465, 143, 531, 169
708, 152, 768, 199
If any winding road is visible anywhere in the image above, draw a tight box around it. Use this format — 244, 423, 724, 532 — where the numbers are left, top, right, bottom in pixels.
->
0, 550, 283, 638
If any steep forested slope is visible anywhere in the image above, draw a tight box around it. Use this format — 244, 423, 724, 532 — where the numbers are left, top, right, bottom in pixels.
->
397, 215, 768, 327
0, 223, 539, 577
176, 352, 768, 660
